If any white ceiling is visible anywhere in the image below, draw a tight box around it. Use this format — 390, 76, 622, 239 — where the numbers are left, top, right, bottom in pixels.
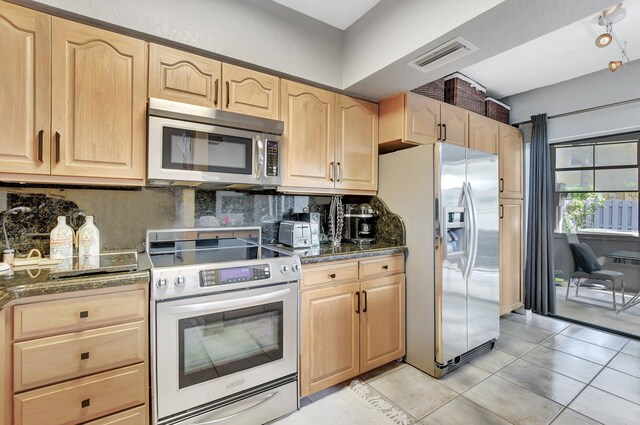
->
271, 0, 382, 30
461, 1, 640, 99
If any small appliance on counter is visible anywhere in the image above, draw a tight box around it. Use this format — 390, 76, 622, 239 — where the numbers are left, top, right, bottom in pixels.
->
278, 221, 312, 248
343, 204, 376, 244
291, 212, 321, 246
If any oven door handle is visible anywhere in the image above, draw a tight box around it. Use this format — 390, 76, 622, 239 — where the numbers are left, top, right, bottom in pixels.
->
194, 390, 280, 424
168, 288, 291, 315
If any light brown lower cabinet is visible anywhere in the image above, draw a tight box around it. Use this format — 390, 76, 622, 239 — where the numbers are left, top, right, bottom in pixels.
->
3, 283, 149, 425
499, 198, 524, 315
300, 255, 405, 398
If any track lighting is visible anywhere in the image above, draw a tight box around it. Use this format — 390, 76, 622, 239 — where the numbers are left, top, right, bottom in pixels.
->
596, 32, 613, 48
608, 60, 623, 72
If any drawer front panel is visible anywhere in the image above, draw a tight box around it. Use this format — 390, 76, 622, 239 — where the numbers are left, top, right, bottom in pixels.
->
14, 363, 146, 425
359, 255, 405, 279
14, 289, 145, 340
84, 405, 148, 425
301, 262, 359, 290
14, 321, 146, 392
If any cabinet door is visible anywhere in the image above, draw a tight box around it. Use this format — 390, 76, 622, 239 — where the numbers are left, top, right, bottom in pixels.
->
440, 103, 468, 147
498, 124, 524, 198
469, 113, 498, 154
300, 282, 359, 397
51, 18, 146, 181
499, 199, 524, 315
335, 95, 378, 192
280, 80, 335, 189
405, 92, 440, 145
0, 2, 50, 174
359, 274, 405, 373
149, 43, 221, 108
222, 63, 279, 119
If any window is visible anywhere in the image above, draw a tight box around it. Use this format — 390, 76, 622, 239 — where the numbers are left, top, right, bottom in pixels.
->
552, 134, 639, 236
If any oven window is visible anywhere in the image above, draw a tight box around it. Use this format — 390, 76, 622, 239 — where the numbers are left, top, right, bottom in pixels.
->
178, 302, 283, 389
162, 127, 253, 174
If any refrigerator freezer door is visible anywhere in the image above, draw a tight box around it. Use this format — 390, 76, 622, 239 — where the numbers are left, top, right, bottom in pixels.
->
437, 143, 468, 364
466, 149, 500, 350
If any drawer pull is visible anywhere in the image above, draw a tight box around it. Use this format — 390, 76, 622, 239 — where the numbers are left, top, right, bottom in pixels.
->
382, 265, 389, 270
80, 352, 90, 360
329, 273, 336, 279
79, 310, 89, 318
81, 399, 90, 408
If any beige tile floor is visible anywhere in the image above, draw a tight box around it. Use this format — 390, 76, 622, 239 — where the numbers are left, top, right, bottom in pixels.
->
296, 314, 640, 425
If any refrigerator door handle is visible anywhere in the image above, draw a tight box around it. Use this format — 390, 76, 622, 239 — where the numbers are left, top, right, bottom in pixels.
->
465, 183, 479, 279
461, 182, 472, 280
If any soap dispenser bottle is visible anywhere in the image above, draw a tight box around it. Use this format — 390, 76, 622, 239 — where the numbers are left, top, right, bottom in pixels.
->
50, 216, 74, 260
78, 216, 100, 267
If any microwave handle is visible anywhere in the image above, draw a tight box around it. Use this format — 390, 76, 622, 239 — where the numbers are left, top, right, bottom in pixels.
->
168, 287, 291, 315
255, 136, 264, 180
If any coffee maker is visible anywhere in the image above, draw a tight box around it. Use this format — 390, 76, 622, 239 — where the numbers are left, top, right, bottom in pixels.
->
343, 204, 376, 244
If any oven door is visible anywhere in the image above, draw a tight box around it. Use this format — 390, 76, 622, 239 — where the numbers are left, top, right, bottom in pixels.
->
155, 282, 298, 419
148, 116, 270, 186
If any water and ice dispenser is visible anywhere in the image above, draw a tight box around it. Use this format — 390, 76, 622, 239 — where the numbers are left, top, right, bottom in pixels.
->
444, 207, 466, 257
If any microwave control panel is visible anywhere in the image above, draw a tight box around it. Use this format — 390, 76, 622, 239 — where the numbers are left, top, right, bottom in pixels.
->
266, 140, 279, 176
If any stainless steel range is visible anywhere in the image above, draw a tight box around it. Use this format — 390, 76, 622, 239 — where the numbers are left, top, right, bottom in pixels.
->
147, 227, 300, 425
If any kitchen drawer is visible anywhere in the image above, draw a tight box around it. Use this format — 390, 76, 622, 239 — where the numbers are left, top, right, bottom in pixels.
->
13, 289, 145, 340
14, 363, 146, 425
301, 261, 359, 290
14, 321, 146, 392
84, 405, 148, 425
359, 255, 404, 279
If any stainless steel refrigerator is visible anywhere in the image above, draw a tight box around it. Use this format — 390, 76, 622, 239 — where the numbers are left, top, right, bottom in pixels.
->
379, 142, 499, 378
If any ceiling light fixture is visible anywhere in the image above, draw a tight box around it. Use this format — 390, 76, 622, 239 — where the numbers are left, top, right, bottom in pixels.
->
596, 30, 613, 48
608, 60, 623, 72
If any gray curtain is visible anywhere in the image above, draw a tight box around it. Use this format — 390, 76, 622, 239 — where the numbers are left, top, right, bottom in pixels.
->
525, 114, 555, 315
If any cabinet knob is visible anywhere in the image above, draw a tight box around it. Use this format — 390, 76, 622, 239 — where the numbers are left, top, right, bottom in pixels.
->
81, 399, 90, 408
80, 352, 90, 360
382, 265, 389, 270
79, 310, 89, 318
329, 273, 336, 279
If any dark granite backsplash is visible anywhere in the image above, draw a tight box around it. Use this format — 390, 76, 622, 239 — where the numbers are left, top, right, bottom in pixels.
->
0, 188, 404, 255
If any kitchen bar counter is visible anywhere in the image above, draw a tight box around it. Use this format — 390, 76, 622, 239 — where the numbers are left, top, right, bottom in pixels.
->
271, 243, 407, 264
0, 253, 151, 310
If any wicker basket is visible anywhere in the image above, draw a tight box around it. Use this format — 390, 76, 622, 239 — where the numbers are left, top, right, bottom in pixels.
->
411, 78, 445, 102
444, 73, 486, 115
485, 97, 510, 124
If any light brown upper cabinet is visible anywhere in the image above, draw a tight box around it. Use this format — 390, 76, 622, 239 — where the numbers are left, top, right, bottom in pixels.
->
335, 95, 378, 192
0, 2, 50, 175
280, 80, 335, 190
50, 18, 146, 181
498, 123, 524, 199
469, 113, 499, 154
222, 63, 279, 120
148, 46, 279, 120
499, 198, 524, 315
439, 103, 468, 148
378, 92, 467, 153
149, 43, 221, 108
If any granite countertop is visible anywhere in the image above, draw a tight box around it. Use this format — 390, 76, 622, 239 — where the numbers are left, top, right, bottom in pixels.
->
0, 252, 151, 310
270, 242, 407, 264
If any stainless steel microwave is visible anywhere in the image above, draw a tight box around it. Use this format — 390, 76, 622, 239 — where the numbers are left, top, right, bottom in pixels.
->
147, 98, 284, 189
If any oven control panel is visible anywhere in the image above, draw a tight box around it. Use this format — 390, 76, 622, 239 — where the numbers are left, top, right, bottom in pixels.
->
200, 264, 271, 287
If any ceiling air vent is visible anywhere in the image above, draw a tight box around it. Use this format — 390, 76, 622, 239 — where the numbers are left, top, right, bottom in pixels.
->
409, 37, 478, 74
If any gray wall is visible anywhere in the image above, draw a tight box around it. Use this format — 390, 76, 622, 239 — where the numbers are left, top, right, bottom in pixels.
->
29, 0, 344, 88
502, 59, 640, 143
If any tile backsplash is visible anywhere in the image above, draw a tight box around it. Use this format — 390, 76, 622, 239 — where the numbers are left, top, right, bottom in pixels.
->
0, 186, 404, 255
